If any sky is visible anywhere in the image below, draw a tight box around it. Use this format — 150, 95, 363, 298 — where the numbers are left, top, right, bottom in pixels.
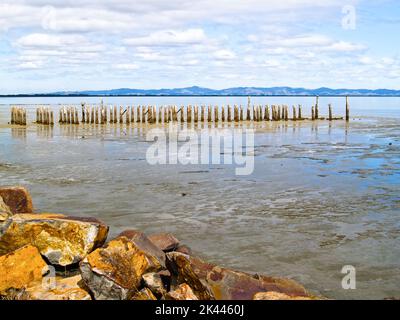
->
0, 0, 399, 94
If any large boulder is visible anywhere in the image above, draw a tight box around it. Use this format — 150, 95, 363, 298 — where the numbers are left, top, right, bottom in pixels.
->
80, 231, 166, 300
206, 267, 310, 300
0, 213, 108, 266
148, 233, 180, 252
166, 252, 215, 300
166, 252, 311, 300
25, 275, 91, 300
165, 283, 199, 300
0, 245, 49, 297
0, 186, 33, 214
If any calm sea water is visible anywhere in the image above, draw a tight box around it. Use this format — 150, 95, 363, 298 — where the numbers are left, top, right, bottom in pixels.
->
1, 96, 399, 299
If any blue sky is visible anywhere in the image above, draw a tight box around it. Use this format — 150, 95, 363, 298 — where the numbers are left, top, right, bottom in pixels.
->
0, 0, 399, 94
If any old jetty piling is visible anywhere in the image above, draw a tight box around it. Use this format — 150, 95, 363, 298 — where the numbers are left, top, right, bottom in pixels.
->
10, 106, 27, 125
12, 98, 350, 129
36, 107, 54, 126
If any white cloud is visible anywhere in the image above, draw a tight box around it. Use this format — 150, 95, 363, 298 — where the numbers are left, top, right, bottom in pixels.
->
114, 63, 140, 70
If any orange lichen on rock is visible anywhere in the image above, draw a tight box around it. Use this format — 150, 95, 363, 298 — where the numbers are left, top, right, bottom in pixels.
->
0, 213, 108, 266
0, 245, 49, 296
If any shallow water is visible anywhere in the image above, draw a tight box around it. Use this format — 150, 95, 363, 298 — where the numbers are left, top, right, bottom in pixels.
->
0, 97, 399, 299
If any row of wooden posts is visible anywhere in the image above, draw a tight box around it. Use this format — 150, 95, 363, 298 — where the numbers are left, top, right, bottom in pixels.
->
10, 107, 27, 125
11, 97, 350, 126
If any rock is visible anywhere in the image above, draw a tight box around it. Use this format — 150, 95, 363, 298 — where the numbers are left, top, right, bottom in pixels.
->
206, 267, 310, 300
166, 252, 215, 300
80, 233, 166, 300
25, 275, 91, 300
0, 213, 108, 266
142, 272, 166, 297
253, 291, 314, 300
132, 287, 157, 300
118, 230, 166, 267
0, 196, 12, 223
175, 245, 192, 255
0, 186, 33, 214
148, 233, 180, 252
165, 283, 199, 300
0, 245, 49, 297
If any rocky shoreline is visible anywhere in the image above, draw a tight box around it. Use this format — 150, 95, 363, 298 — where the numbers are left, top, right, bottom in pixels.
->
0, 186, 319, 300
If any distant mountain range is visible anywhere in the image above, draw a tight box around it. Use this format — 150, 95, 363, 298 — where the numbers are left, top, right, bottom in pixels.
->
3, 86, 400, 97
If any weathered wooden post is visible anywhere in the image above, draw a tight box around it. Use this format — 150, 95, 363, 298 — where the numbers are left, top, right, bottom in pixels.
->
201, 106, 205, 122
315, 96, 319, 120
214, 106, 218, 123
234, 105, 239, 122
292, 105, 297, 121
180, 106, 184, 123
311, 106, 315, 121
113, 105, 118, 123
227, 105, 231, 122
264, 105, 269, 121
221, 105, 225, 122
247, 106, 251, 121
207, 106, 212, 122
50, 110, 54, 126
345, 96, 350, 121
328, 103, 332, 121
187, 105, 192, 123
194, 105, 199, 123
298, 105, 302, 120
136, 105, 141, 123
240, 105, 244, 121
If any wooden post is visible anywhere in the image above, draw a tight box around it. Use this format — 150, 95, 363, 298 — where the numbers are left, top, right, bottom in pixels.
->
311, 106, 315, 121
136, 105, 140, 123
240, 106, 244, 121
194, 105, 198, 123
264, 105, 269, 121
227, 105, 231, 122
292, 105, 297, 121
234, 105, 239, 122
201, 106, 205, 122
180, 106, 184, 123
187, 105, 192, 122
247, 106, 251, 121
207, 106, 212, 122
345, 96, 350, 121
315, 96, 319, 120
328, 103, 332, 121
221, 105, 225, 122
298, 105, 302, 120
214, 106, 218, 123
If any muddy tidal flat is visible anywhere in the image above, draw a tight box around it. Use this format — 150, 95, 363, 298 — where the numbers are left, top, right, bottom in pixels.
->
1, 96, 400, 299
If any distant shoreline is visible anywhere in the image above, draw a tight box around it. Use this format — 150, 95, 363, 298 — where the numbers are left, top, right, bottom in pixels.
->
1, 94, 400, 98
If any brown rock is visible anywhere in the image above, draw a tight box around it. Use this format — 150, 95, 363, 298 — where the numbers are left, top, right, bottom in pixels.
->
0, 245, 49, 297
175, 245, 192, 255
142, 272, 166, 297
0, 186, 33, 214
80, 234, 166, 300
0, 213, 109, 266
166, 252, 215, 300
148, 233, 180, 252
132, 287, 157, 300
253, 291, 314, 300
118, 230, 166, 266
165, 283, 199, 300
25, 275, 91, 300
206, 267, 310, 300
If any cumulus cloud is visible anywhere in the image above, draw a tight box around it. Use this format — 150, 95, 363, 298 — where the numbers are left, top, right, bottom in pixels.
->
0, 0, 398, 92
